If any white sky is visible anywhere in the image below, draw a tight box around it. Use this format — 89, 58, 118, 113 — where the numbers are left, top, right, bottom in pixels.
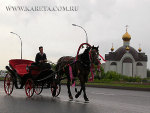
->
0, 0, 150, 70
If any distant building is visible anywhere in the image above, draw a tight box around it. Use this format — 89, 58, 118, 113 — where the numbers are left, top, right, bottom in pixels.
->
0, 70, 6, 77
104, 28, 148, 78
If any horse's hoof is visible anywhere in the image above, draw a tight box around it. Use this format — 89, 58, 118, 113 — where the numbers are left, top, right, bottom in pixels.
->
84, 101, 89, 103
69, 99, 73, 101
69, 96, 73, 100
52, 90, 56, 97
84, 98, 89, 102
75, 91, 80, 98
75, 94, 79, 98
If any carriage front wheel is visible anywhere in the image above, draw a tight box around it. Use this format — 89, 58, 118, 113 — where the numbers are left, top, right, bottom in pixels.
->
25, 79, 35, 98
34, 83, 43, 95
4, 73, 14, 95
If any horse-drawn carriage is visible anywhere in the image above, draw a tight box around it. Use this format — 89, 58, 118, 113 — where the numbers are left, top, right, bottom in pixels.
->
4, 43, 105, 101
4, 59, 61, 98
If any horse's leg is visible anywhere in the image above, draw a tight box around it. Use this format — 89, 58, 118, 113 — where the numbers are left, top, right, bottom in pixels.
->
75, 87, 82, 98
67, 79, 73, 100
81, 81, 89, 101
76, 74, 89, 101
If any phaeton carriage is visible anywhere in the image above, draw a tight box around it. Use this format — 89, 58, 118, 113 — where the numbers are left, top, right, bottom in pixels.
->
4, 59, 61, 98
4, 43, 105, 101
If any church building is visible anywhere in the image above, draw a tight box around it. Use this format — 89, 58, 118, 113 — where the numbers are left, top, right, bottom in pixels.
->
104, 28, 148, 78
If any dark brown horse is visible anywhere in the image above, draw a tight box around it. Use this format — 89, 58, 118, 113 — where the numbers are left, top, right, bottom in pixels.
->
56, 45, 99, 101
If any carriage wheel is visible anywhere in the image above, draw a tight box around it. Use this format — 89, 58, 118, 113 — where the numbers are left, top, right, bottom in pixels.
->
25, 79, 35, 98
51, 82, 61, 97
4, 73, 14, 95
34, 83, 43, 95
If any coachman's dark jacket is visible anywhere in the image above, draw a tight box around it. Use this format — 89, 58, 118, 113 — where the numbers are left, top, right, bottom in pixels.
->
35, 52, 47, 64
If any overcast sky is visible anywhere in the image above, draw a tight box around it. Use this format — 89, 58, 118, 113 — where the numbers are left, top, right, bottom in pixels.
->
0, 0, 150, 70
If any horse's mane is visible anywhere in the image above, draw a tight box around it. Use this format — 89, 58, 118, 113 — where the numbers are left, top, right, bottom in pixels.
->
77, 47, 91, 64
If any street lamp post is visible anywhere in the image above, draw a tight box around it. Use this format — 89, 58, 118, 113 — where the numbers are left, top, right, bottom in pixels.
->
10, 32, 22, 59
72, 24, 88, 44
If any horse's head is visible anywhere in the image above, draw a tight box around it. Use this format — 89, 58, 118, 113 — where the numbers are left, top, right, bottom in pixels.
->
90, 45, 100, 65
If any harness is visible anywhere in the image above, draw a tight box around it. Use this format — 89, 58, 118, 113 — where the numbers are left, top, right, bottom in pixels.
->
66, 43, 106, 86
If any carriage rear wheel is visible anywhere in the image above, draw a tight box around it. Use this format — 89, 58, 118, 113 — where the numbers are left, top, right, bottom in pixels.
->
25, 79, 35, 98
51, 82, 61, 97
4, 73, 14, 95
34, 83, 43, 95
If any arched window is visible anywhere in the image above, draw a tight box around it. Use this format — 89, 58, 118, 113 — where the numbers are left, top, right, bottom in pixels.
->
136, 62, 143, 66
110, 62, 117, 65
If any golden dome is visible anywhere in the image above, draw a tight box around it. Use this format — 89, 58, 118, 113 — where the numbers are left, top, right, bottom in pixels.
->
111, 47, 114, 52
126, 46, 130, 51
138, 48, 142, 52
122, 32, 131, 42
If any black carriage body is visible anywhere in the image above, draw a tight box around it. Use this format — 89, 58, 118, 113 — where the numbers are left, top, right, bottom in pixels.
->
6, 59, 54, 88
4, 59, 61, 97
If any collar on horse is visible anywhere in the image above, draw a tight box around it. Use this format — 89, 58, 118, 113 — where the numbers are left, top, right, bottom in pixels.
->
75, 43, 106, 82
68, 43, 106, 85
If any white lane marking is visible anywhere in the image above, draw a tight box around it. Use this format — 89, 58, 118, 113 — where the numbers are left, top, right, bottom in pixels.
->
62, 99, 87, 104
91, 92, 115, 96
60, 97, 89, 104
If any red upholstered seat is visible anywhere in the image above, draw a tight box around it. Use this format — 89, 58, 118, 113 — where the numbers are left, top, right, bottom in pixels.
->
9, 59, 34, 68
9, 59, 34, 77
15, 64, 29, 77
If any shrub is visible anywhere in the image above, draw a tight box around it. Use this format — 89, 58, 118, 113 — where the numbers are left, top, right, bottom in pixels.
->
101, 71, 143, 83
93, 66, 105, 79
103, 71, 121, 81
121, 76, 142, 82
142, 78, 148, 83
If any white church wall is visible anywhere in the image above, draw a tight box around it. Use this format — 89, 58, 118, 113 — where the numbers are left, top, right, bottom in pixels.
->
104, 61, 118, 73
135, 62, 147, 78
110, 65, 117, 72
117, 61, 122, 74
141, 62, 147, 78
133, 62, 137, 77
104, 61, 110, 73
120, 53, 135, 77
136, 66, 143, 77
123, 63, 133, 77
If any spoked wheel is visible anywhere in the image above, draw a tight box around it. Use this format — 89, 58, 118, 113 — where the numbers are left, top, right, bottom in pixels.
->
4, 73, 14, 95
34, 83, 43, 95
51, 82, 61, 97
55, 83, 61, 97
25, 79, 35, 98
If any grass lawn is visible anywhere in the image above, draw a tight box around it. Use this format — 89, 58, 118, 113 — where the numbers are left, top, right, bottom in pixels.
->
0, 77, 4, 81
86, 82, 150, 88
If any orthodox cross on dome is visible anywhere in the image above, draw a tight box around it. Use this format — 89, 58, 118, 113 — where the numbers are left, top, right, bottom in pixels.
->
138, 44, 142, 52
125, 25, 128, 32
139, 44, 141, 48
111, 43, 114, 52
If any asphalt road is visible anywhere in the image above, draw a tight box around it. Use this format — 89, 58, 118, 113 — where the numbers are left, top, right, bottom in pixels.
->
0, 81, 150, 113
